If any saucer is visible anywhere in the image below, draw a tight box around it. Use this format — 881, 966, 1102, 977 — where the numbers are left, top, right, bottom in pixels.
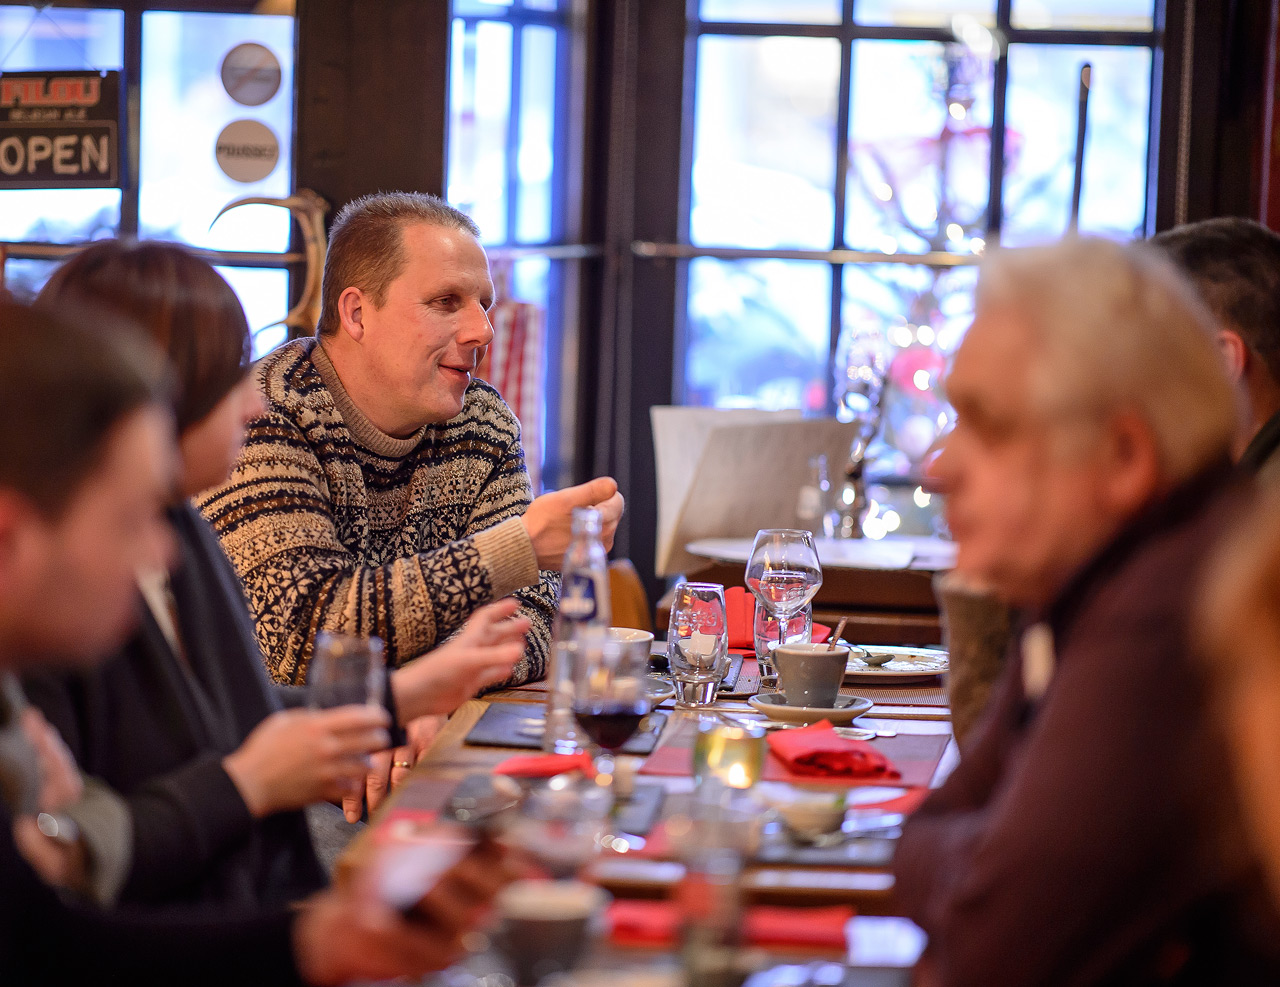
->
746, 692, 873, 724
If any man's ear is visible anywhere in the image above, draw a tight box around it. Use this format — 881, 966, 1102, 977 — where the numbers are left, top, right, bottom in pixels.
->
1218, 329, 1248, 383
337, 287, 368, 343
1099, 410, 1161, 517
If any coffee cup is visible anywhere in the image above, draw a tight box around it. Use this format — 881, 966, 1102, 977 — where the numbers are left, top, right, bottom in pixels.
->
772, 642, 849, 708
494, 879, 609, 985
608, 627, 655, 670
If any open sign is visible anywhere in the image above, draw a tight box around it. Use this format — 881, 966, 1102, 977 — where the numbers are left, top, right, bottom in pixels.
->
0, 71, 122, 190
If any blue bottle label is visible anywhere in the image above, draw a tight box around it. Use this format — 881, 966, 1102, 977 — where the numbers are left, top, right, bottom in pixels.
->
561, 572, 598, 622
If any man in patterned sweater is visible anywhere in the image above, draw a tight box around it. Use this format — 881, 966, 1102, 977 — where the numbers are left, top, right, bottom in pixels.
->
198, 192, 623, 697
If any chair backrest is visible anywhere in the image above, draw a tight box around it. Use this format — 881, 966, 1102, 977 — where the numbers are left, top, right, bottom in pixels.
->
608, 559, 653, 632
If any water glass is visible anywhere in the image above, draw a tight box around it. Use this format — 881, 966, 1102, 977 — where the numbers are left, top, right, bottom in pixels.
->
308, 632, 384, 708
752, 600, 812, 689
667, 581, 729, 707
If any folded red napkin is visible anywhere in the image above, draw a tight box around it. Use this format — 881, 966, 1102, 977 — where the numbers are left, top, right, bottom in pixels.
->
766, 720, 900, 780
725, 586, 830, 650
609, 899, 853, 950
492, 751, 596, 778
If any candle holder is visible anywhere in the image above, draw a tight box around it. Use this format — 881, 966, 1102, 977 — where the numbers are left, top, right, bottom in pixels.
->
693, 717, 765, 791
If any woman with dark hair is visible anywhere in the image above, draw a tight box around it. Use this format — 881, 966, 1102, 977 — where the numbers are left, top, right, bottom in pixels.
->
21, 239, 527, 910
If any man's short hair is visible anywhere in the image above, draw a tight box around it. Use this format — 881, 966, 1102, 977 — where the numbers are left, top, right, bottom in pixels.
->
0, 302, 167, 518
317, 191, 481, 337
976, 236, 1235, 483
1150, 217, 1280, 385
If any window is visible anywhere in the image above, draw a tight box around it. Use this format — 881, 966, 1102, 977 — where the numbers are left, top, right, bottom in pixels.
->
449, 0, 581, 491
0, 4, 296, 358
681, 0, 1159, 535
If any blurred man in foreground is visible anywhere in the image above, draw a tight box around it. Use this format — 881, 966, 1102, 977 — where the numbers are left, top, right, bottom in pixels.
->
894, 238, 1280, 985
1152, 217, 1280, 483
0, 302, 508, 985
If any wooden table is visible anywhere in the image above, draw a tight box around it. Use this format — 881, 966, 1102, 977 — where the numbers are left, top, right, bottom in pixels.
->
346, 668, 957, 917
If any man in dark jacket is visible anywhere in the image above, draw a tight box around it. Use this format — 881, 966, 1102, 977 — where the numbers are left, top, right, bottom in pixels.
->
895, 237, 1280, 985
0, 302, 508, 985
1151, 217, 1280, 484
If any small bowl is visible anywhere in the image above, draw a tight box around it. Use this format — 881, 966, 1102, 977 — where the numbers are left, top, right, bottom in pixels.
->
774, 793, 846, 841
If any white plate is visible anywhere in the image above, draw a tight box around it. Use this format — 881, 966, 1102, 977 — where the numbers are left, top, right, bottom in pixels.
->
747, 691, 874, 724
844, 646, 948, 684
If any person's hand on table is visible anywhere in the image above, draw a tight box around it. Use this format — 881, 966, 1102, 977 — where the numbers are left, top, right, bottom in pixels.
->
223, 706, 390, 819
521, 476, 624, 569
293, 837, 519, 985
345, 715, 442, 823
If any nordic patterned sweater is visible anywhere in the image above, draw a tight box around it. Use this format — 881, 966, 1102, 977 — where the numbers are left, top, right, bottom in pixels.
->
196, 338, 557, 686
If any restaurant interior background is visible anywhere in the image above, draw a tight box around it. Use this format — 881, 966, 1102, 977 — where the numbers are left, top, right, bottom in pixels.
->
1, 0, 1277, 604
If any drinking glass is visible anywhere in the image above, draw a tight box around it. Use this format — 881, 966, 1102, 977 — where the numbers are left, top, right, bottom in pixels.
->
666, 582, 729, 707
570, 637, 653, 784
744, 530, 822, 657
753, 600, 812, 689
504, 777, 612, 879
308, 632, 384, 708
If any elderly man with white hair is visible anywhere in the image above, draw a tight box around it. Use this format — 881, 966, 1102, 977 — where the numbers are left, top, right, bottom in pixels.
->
894, 237, 1280, 985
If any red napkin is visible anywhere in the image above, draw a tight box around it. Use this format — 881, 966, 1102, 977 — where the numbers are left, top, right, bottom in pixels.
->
766, 720, 900, 780
725, 586, 831, 650
492, 751, 596, 778
609, 899, 853, 950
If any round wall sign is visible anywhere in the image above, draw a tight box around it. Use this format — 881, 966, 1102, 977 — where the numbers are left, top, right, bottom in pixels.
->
215, 119, 279, 183
220, 43, 282, 106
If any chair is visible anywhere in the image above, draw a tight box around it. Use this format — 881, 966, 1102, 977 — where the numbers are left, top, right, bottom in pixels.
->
608, 559, 653, 632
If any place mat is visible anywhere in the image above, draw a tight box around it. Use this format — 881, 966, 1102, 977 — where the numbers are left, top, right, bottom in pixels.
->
614, 783, 666, 836
609, 899, 854, 950
639, 730, 948, 789
754, 833, 897, 869
464, 701, 667, 756
841, 684, 948, 707
513, 654, 744, 694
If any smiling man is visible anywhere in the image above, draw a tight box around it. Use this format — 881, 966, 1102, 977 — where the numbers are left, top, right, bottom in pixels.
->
199, 192, 623, 695
894, 237, 1280, 985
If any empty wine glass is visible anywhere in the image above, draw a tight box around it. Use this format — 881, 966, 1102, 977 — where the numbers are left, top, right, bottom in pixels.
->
745, 530, 823, 654
308, 632, 384, 709
570, 637, 653, 785
666, 582, 729, 706
753, 599, 812, 689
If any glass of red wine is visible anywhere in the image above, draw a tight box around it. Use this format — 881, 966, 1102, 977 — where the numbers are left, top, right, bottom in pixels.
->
570, 636, 652, 790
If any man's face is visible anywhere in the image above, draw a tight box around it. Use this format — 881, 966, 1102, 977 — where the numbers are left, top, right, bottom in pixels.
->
0, 406, 176, 665
928, 305, 1122, 608
357, 222, 495, 429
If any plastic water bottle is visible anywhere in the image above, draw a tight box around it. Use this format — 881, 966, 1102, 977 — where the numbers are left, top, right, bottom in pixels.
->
542, 506, 612, 753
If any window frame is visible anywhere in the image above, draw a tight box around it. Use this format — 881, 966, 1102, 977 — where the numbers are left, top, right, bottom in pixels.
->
666, 0, 1164, 415
0, 2, 301, 305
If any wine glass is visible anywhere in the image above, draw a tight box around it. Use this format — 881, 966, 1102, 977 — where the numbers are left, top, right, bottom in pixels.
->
570, 637, 653, 786
308, 632, 384, 709
744, 530, 823, 653
666, 582, 729, 706
752, 599, 812, 689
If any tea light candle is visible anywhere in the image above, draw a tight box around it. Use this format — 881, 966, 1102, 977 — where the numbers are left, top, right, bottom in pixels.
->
693, 720, 765, 790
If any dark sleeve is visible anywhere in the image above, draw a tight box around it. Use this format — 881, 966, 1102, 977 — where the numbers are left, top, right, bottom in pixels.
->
2, 814, 303, 987
21, 668, 262, 903
120, 753, 256, 902
894, 603, 1213, 986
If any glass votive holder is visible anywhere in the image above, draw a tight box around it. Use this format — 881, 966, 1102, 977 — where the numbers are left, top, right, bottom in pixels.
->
752, 601, 812, 689
692, 717, 765, 791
